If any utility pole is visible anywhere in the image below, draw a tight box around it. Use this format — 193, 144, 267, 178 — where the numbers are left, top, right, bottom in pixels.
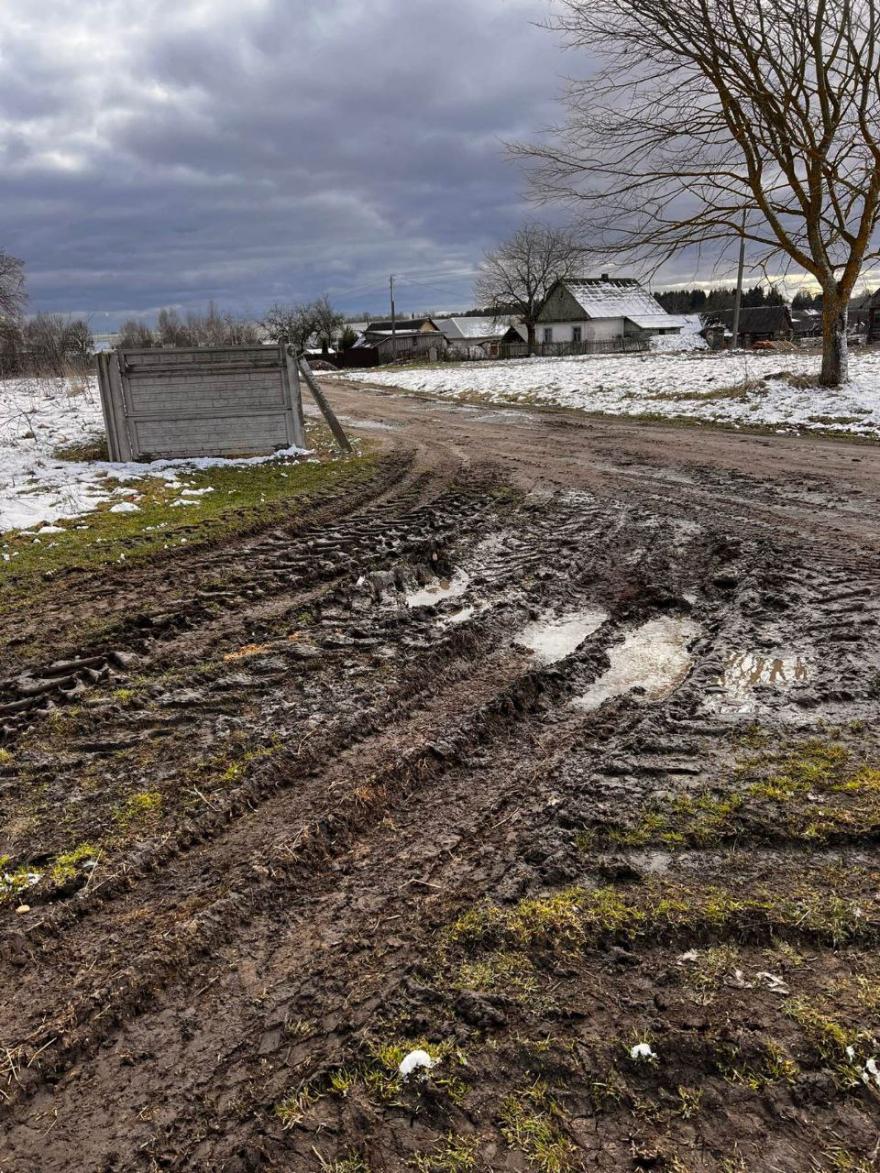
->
731, 208, 746, 350
390, 275, 396, 359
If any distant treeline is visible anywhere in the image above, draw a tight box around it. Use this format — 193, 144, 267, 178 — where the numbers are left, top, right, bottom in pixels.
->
118, 305, 260, 349
655, 285, 793, 314
0, 313, 94, 377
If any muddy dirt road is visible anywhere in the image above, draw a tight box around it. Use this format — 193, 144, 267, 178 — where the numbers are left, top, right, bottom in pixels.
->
2, 384, 880, 1172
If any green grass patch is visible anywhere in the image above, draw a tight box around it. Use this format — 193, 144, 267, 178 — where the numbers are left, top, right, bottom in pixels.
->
448, 870, 878, 956
114, 790, 163, 828
593, 738, 880, 850
49, 842, 99, 884
275, 1036, 469, 1133
410, 1135, 478, 1172
2, 842, 100, 902
500, 1080, 576, 1173
0, 447, 379, 615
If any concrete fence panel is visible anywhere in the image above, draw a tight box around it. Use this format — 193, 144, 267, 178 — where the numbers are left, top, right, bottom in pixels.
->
96, 344, 306, 462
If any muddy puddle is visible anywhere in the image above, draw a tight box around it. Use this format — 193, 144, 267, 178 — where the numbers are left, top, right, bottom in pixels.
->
405, 569, 471, 609
574, 616, 701, 710
705, 649, 811, 713
515, 609, 608, 665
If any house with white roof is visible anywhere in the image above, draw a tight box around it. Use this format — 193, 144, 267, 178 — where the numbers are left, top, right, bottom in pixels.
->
535, 276, 688, 347
438, 316, 526, 357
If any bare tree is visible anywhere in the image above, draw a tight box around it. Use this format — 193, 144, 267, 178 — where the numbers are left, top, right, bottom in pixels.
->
261, 302, 317, 352
474, 224, 581, 354
311, 295, 344, 354
0, 251, 26, 322
157, 308, 192, 348
519, 0, 880, 385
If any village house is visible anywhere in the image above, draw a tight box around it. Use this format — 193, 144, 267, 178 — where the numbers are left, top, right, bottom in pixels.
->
790, 309, 823, 340
850, 289, 880, 341
437, 316, 526, 357
702, 305, 794, 348
352, 316, 446, 362
535, 275, 688, 349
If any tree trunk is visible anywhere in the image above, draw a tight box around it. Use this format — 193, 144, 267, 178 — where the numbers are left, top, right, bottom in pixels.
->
526, 321, 537, 356
820, 299, 849, 387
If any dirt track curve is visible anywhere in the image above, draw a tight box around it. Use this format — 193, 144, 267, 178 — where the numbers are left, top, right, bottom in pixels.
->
2, 382, 880, 1172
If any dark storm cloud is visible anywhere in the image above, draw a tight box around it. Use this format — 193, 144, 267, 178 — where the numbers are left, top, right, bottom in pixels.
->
0, 0, 573, 323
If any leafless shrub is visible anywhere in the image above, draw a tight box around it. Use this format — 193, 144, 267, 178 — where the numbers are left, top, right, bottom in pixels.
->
0, 251, 26, 322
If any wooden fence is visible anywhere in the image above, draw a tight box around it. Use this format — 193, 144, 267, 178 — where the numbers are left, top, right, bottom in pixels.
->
498, 336, 649, 360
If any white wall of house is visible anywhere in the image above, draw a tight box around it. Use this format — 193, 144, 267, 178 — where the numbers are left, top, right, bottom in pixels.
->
538, 318, 626, 343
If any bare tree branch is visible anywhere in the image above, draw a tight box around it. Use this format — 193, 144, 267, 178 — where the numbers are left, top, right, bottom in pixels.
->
516, 0, 880, 384
474, 223, 581, 354
0, 251, 26, 322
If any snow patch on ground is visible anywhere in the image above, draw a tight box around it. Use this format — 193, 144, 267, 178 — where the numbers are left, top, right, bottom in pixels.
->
650, 315, 707, 352
398, 1050, 435, 1079
334, 349, 880, 439
0, 375, 310, 533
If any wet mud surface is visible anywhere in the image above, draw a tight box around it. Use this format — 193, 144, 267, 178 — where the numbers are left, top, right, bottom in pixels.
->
2, 388, 880, 1171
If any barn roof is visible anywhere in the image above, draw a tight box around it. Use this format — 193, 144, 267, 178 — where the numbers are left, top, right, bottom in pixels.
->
548, 277, 689, 329
364, 317, 441, 334
706, 306, 793, 333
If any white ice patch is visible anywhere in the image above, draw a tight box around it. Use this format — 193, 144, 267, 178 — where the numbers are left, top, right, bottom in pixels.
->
109, 501, 140, 514
515, 608, 608, 665
574, 617, 700, 711
398, 1049, 435, 1079
406, 570, 470, 608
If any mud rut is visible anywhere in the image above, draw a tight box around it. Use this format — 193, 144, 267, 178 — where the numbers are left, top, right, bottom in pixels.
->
2, 408, 880, 1172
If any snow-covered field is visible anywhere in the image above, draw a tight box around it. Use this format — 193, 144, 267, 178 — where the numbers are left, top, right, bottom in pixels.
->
0, 376, 307, 535
4, 347, 878, 535
0, 376, 117, 532
335, 347, 880, 440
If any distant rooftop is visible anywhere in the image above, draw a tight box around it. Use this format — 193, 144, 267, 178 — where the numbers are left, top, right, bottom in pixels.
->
438, 316, 517, 341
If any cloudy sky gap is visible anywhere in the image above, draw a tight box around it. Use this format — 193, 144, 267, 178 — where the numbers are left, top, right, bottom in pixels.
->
0, 0, 850, 327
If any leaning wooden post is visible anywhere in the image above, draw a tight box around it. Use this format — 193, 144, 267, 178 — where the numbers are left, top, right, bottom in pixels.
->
296, 353, 353, 454
282, 343, 307, 449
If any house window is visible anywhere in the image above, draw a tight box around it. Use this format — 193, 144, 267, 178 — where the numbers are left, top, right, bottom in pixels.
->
572, 326, 582, 343
543, 327, 553, 344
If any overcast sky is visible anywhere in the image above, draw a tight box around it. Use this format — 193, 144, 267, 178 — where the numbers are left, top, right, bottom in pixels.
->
0, 0, 789, 328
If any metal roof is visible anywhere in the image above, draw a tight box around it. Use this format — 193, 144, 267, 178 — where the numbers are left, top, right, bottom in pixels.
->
551, 277, 688, 329
438, 316, 516, 340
